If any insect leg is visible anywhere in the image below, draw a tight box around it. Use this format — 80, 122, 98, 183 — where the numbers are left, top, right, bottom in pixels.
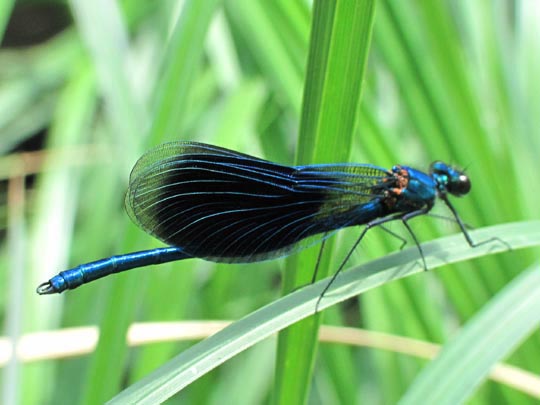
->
315, 213, 406, 312
440, 195, 510, 250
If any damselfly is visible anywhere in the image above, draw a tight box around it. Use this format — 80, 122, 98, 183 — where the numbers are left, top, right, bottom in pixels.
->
37, 141, 483, 295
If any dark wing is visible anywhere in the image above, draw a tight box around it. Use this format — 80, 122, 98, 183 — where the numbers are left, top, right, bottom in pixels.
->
125, 142, 389, 263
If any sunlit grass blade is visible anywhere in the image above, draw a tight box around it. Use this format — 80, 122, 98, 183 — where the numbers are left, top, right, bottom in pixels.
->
109, 221, 540, 404
401, 262, 540, 405
0, 0, 14, 40
276, 1, 376, 403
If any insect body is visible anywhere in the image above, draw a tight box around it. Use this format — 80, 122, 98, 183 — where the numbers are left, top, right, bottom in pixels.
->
37, 142, 475, 295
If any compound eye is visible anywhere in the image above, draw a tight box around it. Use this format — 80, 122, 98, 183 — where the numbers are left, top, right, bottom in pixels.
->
448, 174, 471, 196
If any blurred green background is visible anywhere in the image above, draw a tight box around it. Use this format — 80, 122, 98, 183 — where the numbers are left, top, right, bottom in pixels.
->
1, 0, 539, 404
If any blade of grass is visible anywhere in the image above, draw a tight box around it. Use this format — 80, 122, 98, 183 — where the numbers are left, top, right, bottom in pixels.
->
401, 262, 540, 405
276, 1, 376, 403
70, 0, 147, 164
109, 221, 540, 404
0, 31, 82, 154
224, 0, 305, 116
25, 61, 97, 405
370, 5, 537, 401
147, 0, 221, 145
70, 1, 222, 403
68, 1, 151, 403
0, 0, 14, 41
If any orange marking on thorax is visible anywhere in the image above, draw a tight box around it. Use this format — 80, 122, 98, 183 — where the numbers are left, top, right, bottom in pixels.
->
393, 166, 409, 191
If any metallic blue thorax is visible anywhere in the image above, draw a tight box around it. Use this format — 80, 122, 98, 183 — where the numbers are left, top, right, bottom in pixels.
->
391, 166, 437, 212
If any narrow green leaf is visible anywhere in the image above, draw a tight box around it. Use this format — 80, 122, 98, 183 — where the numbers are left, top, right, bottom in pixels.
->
70, 0, 147, 162
25, 62, 97, 405
0, 0, 14, 41
109, 221, 540, 404
276, 1, 376, 403
147, 0, 221, 145
401, 262, 540, 405
225, 0, 305, 115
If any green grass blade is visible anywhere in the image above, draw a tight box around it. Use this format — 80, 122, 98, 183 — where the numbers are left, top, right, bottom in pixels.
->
70, 0, 147, 161
275, 1, 376, 403
0, 0, 14, 41
24, 62, 97, 405
108, 221, 540, 404
225, 0, 305, 116
147, 0, 221, 144
401, 262, 540, 405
